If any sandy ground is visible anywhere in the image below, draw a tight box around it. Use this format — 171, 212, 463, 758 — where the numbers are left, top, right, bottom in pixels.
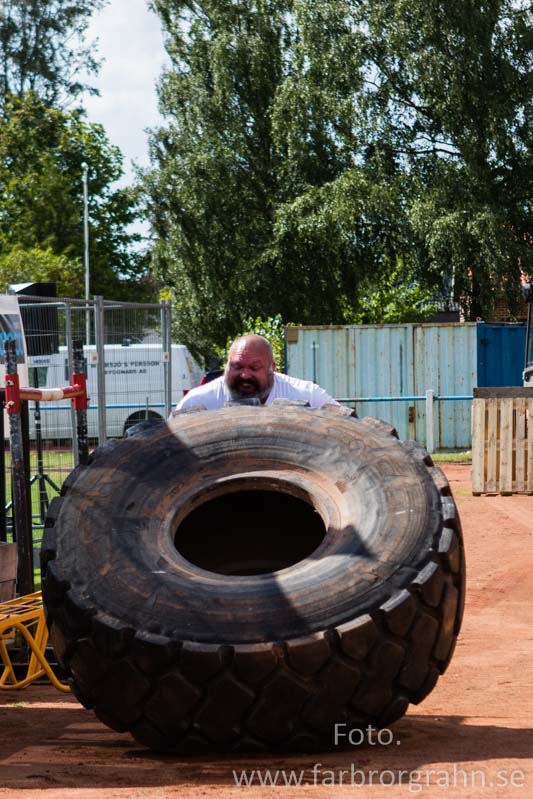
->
0, 463, 532, 798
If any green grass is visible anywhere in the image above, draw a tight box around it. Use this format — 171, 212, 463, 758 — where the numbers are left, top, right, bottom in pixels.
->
4, 448, 75, 499
4, 447, 75, 474
3, 447, 76, 591
432, 450, 472, 463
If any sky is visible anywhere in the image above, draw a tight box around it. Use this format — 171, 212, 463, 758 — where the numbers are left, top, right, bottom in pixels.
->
83, 0, 169, 187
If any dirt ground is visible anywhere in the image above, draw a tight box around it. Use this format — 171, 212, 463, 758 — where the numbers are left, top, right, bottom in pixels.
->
1, 463, 532, 798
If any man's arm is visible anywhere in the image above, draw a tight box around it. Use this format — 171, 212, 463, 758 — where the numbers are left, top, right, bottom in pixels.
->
309, 385, 340, 408
173, 377, 225, 412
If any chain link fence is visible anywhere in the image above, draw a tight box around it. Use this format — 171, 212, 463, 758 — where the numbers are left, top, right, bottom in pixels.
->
2, 293, 202, 588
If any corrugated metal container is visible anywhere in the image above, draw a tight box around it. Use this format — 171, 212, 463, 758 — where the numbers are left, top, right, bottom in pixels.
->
285, 323, 478, 449
413, 324, 477, 449
352, 324, 415, 439
476, 323, 526, 387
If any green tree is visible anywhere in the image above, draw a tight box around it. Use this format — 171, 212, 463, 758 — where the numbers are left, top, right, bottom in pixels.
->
355, 0, 533, 317
0, 0, 106, 109
0, 246, 84, 296
145, 0, 415, 358
144, 0, 288, 357
269, 0, 533, 319
0, 93, 154, 300
346, 261, 437, 324
145, 0, 532, 358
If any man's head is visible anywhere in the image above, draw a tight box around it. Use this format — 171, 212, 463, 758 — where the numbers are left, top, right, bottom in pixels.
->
224, 334, 275, 402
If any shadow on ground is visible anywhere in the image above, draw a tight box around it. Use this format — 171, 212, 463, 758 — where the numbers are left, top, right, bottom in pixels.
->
0, 692, 531, 790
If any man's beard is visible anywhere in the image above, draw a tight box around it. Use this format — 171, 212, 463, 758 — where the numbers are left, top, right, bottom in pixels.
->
226, 372, 273, 402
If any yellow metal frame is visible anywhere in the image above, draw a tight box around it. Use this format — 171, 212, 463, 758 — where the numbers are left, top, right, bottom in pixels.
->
0, 591, 70, 692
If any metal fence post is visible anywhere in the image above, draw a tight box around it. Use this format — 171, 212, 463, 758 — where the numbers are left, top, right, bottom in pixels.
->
4, 340, 34, 595
65, 302, 79, 464
73, 340, 89, 465
425, 389, 435, 454
312, 341, 318, 384
0, 388, 5, 542
162, 300, 172, 419
94, 295, 107, 444
168, 300, 173, 416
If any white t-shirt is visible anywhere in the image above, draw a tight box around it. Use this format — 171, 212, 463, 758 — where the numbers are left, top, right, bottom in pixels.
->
175, 372, 339, 411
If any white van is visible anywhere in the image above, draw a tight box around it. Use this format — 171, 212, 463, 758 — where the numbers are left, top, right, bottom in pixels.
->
26, 343, 203, 439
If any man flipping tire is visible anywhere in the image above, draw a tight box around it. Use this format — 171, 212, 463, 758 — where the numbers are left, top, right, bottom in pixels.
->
42, 357, 464, 753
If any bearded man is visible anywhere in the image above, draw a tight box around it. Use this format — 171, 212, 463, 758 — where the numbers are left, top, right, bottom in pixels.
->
174, 334, 338, 411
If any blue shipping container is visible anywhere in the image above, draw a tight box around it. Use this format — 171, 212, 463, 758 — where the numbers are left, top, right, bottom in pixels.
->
476, 323, 526, 387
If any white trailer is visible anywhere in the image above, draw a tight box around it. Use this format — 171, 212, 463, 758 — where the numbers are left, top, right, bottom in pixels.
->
26, 343, 202, 439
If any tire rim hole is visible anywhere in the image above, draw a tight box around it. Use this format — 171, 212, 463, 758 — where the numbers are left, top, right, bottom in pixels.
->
174, 489, 326, 575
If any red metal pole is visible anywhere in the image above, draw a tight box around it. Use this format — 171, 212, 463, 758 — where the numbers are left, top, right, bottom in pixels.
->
72, 340, 89, 465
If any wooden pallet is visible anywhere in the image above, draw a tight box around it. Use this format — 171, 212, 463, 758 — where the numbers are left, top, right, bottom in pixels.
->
0, 543, 17, 602
471, 396, 533, 494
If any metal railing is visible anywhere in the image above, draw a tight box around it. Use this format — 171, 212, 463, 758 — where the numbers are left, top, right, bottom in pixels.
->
337, 390, 474, 453
2, 293, 177, 593
3, 339, 88, 594
15, 294, 173, 444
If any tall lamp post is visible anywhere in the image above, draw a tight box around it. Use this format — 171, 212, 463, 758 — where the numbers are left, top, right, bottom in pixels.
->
82, 162, 90, 345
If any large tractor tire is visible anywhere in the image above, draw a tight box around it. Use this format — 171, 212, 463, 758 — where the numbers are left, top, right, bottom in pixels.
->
41, 403, 465, 753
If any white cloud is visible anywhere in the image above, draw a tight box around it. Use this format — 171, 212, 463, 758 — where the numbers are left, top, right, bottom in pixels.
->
83, 0, 169, 183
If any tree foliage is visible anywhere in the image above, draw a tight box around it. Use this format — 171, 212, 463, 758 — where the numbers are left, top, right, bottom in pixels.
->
145, 0, 411, 357
0, 93, 153, 300
346, 261, 437, 324
0, 0, 106, 109
144, 1, 287, 356
145, 0, 533, 357
357, 0, 533, 319
0, 246, 83, 296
